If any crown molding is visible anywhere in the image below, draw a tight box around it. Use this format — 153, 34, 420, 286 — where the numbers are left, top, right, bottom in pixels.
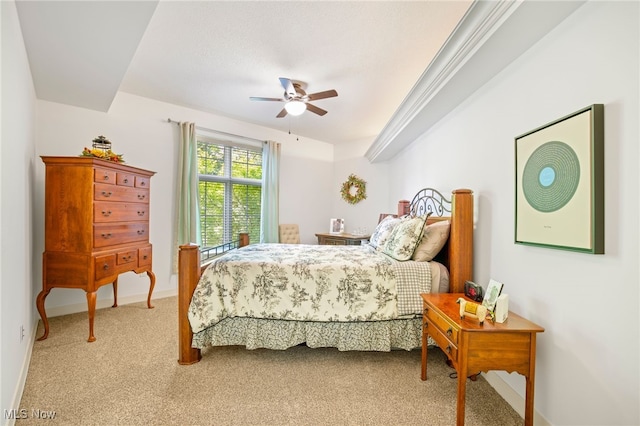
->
365, 0, 585, 163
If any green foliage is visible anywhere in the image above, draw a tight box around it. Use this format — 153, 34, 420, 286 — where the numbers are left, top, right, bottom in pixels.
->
197, 141, 262, 247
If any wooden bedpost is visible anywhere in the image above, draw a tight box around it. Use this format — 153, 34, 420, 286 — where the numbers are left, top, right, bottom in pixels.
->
177, 233, 250, 365
449, 189, 474, 294
239, 232, 249, 248
178, 244, 202, 365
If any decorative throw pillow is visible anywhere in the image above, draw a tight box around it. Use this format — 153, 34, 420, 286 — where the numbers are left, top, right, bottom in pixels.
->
369, 215, 402, 249
382, 214, 429, 261
412, 220, 451, 262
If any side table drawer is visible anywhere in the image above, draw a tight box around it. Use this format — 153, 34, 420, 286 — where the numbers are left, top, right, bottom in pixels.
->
424, 306, 459, 345
426, 319, 459, 363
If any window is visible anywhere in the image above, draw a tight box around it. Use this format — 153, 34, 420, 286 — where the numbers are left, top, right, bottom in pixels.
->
197, 138, 262, 253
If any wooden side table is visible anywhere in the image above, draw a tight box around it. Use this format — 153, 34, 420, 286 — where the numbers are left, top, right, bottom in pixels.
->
315, 232, 370, 245
421, 293, 544, 426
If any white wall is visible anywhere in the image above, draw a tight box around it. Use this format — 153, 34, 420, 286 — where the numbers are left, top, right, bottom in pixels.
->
1, 0, 38, 417
34, 92, 334, 312
388, 2, 639, 425
332, 137, 392, 236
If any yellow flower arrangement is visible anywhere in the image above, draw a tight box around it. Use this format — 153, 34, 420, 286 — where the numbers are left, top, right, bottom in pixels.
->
80, 147, 125, 163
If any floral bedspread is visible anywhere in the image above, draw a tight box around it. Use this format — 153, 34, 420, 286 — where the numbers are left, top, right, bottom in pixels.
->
188, 244, 431, 334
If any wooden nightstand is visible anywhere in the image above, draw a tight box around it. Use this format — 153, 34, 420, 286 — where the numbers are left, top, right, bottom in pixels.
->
421, 293, 544, 426
315, 233, 369, 245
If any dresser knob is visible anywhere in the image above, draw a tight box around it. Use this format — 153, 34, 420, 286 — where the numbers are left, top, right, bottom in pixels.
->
103, 175, 109, 181
138, 194, 146, 200
124, 178, 129, 184
423, 307, 429, 315
102, 210, 112, 216
101, 233, 112, 239
446, 345, 452, 354
103, 264, 109, 270
140, 181, 146, 186
446, 327, 453, 336
137, 229, 145, 235
137, 211, 145, 216
143, 255, 148, 260
101, 191, 112, 197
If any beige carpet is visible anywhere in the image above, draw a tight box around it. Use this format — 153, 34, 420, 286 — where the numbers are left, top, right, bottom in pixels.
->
18, 296, 522, 425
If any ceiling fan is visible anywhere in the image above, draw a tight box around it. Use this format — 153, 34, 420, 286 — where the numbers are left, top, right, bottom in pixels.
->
250, 77, 338, 118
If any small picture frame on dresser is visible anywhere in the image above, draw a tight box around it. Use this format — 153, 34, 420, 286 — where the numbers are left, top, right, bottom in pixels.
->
329, 218, 344, 234
482, 279, 504, 312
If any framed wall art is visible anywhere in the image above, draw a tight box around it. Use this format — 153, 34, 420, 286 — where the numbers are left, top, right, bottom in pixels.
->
515, 104, 604, 254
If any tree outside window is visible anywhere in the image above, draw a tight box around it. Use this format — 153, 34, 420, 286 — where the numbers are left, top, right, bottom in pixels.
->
197, 140, 262, 250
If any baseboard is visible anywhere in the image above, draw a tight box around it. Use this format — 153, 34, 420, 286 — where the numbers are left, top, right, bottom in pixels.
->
44, 289, 177, 318
483, 371, 551, 426
4, 322, 37, 426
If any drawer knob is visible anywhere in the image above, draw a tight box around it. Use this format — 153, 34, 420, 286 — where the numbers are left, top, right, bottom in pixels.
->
143, 255, 148, 260
101, 233, 112, 239
140, 181, 146, 186
137, 211, 145, 216
446, 327, 453, 336
446, 345, 452, 354
137, 194, 146, 200
137, 229, 145, 235
101, 210, 112, 216
124, 178, 129, 184
103, 175, 109, 181
122, 255, 132, 261
101, 191, 112, 197
103, 264, 109, 270
423, 307, 429, 315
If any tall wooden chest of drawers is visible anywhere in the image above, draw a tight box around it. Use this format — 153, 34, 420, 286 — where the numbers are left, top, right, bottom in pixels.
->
37, 156, 156, 342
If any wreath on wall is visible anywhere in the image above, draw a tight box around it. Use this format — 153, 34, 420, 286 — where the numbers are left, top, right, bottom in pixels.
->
340, 174, 367, 205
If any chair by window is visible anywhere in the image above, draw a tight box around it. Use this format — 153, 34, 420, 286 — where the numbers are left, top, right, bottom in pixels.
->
279, 224, 300, 244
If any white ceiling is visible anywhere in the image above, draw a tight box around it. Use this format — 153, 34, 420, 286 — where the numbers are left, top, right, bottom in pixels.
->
16, 0, 473, 145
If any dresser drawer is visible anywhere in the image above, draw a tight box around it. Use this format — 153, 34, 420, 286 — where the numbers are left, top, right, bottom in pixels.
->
426, 318, 459, 363
94, 223, 149, 248
322, 238, 346, 245
95, 254, 116, 280
116, 172, 135, 187
424, 305, 459, 345
138, 246, 152, 267
94, 202, 149, 222
117, 249, 138, 266
94, 168, 116, 185
135, 176, 150, 189
95, 183, 149, 204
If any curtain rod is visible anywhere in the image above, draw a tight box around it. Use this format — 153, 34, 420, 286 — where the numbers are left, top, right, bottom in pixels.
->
167, 118, 265, 145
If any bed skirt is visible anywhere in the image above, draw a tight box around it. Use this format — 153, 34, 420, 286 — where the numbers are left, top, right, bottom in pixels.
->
192, 317, 427, 352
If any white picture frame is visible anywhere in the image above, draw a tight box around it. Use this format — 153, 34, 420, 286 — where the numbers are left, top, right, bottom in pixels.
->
329, 218, 344, 234
482, 279, 504, 312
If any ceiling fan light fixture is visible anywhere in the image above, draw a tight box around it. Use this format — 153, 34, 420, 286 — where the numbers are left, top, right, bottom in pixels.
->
285, 100, 306, 116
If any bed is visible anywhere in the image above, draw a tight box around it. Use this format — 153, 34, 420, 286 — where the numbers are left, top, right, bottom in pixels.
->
177, 188, 473, 364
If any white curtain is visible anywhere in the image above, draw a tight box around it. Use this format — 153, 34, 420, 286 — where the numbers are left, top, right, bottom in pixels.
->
173, 122, 201, 272
260, 140, 281, 243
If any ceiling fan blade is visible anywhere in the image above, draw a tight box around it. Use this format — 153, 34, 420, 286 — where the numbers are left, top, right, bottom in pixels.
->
276, 108, 288, 118
307, 89, 338, 101
279, 77, 296, 97
250, 96, 284, 102
305, 103, 328, 116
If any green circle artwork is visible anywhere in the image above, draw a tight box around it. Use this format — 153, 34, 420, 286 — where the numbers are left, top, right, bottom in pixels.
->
522, 141, 580, 213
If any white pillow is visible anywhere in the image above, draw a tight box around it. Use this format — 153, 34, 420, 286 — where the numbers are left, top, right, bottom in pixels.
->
412, 220, 451, 262
381, 214, 429, 261
369, 215, 401, 249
